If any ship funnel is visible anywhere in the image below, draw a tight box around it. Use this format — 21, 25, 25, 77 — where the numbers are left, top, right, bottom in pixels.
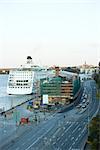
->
27, 56, 32, 64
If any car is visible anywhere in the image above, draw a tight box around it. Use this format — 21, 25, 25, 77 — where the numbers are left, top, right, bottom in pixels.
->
86, 101, 89, 105
87, 99, 89, 102
82, 93, 85, 97
82, 105, 86, 108
84, 94, 88, 99
76, 105, 81, 108
76, 103, 82, 108
82, 99, 86, 103
79, 103, 83, 106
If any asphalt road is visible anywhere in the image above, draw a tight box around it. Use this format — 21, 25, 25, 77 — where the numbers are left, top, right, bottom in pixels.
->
1, 80, 99, 150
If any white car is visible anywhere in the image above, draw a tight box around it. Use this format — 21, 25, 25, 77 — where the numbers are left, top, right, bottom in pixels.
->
84, 94, 88, 99
76, 103, 83, 108
86, 101, 89, 105
82, 105, 86, 108
82, 99, 86, 103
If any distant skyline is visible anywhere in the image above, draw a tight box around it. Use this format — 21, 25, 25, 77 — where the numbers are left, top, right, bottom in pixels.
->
0, 0, 99, 67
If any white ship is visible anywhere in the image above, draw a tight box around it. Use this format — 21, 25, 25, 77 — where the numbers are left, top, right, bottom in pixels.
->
7, 56, 55, 95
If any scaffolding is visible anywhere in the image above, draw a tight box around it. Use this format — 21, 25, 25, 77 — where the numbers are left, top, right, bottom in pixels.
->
40, 76, 80, 104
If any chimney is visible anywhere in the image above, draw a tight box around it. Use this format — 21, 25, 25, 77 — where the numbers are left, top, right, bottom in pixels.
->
27, 56, 32, 64
55, 67, 60, 77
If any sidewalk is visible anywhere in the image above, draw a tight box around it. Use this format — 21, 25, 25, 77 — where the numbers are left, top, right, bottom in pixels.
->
0, 105, 56, 148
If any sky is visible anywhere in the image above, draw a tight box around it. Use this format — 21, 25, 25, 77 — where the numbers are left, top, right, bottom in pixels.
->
0, 0, 99, 67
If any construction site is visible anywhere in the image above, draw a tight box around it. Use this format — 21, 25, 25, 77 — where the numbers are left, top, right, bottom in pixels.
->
40, 67, 81, 105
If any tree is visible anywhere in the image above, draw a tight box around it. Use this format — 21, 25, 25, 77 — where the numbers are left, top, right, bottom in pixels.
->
88, 115, 100, 150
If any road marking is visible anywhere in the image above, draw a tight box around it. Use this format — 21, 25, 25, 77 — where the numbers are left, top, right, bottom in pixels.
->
53, 142, 56, 145
25, 125, 54, 150
69, 146, 72, 150
61, 142, 64, 146
65, 123, 74, 133
76, 122, 78, 125
53, 128, 60, 136
82, 129, 85, 133
57, 137, 60, 141
72, 142, 75, 145
79, 134, 81, 137
61, 133, 64, 137
78, 128, 81, 131
72, 125, 80, 133
71, 137, 74, 140
83, 122, 86, 125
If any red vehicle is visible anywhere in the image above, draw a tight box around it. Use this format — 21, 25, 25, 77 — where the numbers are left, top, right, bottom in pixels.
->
20, 118, 29, 124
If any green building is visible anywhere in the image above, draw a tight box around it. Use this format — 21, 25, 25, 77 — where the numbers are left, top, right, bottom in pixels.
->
40, 75, 80, 105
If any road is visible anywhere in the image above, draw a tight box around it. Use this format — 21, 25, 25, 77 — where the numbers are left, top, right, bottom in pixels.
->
1, 80, 99, 150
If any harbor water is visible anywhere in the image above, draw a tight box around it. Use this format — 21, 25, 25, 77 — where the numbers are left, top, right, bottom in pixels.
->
0, 75, 34, 111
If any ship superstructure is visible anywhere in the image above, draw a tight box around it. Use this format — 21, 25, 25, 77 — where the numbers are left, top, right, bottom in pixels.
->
7, 56, 53, 95
7, 69, 34, 95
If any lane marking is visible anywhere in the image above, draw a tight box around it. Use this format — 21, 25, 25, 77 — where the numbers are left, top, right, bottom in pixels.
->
53, 142, 56, 145
61, 133, 64, 137
25, 125, 54, 150
69, 146, 72, 150
61, 142, 64, 146
65, 123, 74, 133
54, 128, 61, 136
73, 142, 75, 145
78, 128, 81, 131
57, 137, 60, 141
71, 137, 74, 140
72, 125, 80, 134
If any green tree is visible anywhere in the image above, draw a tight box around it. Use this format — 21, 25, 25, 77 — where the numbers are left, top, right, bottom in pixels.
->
88, 115, 100, 150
